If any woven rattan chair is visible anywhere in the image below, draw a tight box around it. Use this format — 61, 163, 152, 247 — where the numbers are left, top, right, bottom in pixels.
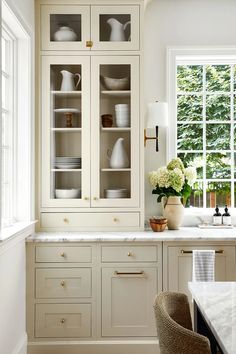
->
153, 291, 211, 354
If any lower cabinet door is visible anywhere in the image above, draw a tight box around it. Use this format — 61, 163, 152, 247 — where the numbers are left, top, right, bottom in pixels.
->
35, 303, 91, 338
102, 267, 157, 337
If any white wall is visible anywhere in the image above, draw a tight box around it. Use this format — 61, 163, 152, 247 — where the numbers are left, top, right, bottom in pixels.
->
5, 0, 34, 31
0, 240, 27, 354
144, 0, 236, 221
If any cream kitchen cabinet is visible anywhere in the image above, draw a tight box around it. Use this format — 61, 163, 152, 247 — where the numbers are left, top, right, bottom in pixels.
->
37, 0, 144, 231
27, 243, 95, 343
163, 242, 236, 301
39, 2, 140, 51
101, 244, 161, 337
40, 55, 140, 227
27, 242, 161, 354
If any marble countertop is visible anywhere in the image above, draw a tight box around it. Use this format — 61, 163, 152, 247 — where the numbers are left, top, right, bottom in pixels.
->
189, 282, 236, 354
26, 227, 236, 242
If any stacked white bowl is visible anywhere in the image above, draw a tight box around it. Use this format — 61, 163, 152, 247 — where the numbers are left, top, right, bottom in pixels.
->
115, 104, 130, 127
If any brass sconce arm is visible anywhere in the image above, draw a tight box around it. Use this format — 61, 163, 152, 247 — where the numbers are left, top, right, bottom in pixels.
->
144, 126, 159, 151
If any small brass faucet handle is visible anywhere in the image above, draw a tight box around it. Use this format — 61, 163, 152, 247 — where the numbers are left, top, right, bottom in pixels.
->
60, 280, 65, 287
60, 318, 65, 324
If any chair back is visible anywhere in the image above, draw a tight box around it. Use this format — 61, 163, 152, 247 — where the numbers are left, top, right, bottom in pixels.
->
153, 291, 211, 354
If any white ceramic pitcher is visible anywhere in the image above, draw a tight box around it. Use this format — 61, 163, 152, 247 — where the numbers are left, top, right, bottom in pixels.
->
60, 70, 81, 91
107, 18, 131, 42
107, 138, 129, 168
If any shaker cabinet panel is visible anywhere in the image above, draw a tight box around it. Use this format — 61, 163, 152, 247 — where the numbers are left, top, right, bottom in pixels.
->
102, 267, 157, 337
36, 268, 92, 298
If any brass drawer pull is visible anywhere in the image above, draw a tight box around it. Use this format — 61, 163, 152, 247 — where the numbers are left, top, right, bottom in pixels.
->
181, 249, 224, 254
60, 280, 65, 287
84, 197, 89, 201
113, 218, 119, 222
63, 218, 69, 224
114, 271, 144, 275
93, 197, 98, 200
60, 252, 65, 257
60, 318, 65, 324
127, 252, 132, 257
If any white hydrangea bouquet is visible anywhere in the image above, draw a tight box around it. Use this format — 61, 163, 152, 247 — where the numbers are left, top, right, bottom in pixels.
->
149, 158, 197, 206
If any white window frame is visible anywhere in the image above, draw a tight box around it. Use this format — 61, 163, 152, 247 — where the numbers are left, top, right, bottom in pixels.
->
1, 24, 17, 227
167, 47, 236, 217
0, 0, 33, 236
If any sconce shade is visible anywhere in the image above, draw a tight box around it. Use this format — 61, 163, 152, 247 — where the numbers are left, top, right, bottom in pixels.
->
147, 102, 168, 128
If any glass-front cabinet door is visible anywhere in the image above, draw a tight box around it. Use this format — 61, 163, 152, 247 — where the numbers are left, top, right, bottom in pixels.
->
91, 5, 140, 50
41, 5, 90, 51
91, 56, 140, 207
41, 56, 90, 207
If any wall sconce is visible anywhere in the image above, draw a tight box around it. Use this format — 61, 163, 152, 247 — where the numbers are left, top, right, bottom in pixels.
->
144, 101, 168, 151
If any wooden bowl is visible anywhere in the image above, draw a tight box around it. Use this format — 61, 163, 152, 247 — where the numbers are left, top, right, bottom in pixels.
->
149, 218, 167, 232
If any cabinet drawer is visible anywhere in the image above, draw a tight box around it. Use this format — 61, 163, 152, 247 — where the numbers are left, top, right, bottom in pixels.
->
41, 212, 140, 229
36, 268, 92, 298
35, 246, 92, 263
102, 246, 158, 262
35, 303, 91, 338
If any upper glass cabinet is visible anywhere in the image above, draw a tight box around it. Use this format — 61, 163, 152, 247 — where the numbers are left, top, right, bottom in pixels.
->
91, 6, 139, 50
41, 5, 90, 51
40, 4, 140, 51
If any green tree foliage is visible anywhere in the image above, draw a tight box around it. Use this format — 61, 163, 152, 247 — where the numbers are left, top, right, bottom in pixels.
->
177, 64, 234, 206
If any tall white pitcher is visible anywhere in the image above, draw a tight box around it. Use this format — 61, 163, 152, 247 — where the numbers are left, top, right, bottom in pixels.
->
60, 70, 81, 91
107, 18, 131, 41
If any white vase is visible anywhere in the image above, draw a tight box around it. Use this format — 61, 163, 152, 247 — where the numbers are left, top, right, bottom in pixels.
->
108, 138, 129, 168
162, 196, 184, 230
53, 26, 77, 41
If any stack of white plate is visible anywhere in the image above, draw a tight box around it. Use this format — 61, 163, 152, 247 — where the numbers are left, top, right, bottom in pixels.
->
104, 188, 128, 199
54, 157, 81, 169
115, 104, 130, 127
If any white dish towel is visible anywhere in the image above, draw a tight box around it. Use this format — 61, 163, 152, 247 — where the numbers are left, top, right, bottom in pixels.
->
192, 250, 215, 282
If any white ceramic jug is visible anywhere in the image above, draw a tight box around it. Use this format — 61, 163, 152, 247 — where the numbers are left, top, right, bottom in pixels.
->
60, 70, 81, 91
107, 138, 129, 168
53, 26, 77, 41
107, 18, 131, 42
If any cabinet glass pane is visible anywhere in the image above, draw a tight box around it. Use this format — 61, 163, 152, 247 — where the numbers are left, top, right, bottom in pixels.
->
99, 15, 131, 42
50, 14, 81, 42
50, 64, 82, 199
100, 64, 131, 199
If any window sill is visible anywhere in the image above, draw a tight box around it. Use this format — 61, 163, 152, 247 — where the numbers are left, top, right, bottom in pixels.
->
0, 221, 36, 246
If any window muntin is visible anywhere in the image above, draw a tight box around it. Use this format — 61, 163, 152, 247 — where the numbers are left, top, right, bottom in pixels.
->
1, 25, 16, 226
176, 63, 235, 208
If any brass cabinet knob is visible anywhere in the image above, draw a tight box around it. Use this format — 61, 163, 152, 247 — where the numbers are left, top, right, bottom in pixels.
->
127, 252, 132, 257
60, 280, 65, 287
86, 40, 93, 48
60, 252, 65, 258
60, 318, 65, 324
93, 197, 98, 200
113, 218, 119, 222
84, 197, 89, 201
63, 218, 69, 224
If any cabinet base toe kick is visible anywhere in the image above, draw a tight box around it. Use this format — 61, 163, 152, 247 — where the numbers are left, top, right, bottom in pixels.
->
27, 340, 159, 354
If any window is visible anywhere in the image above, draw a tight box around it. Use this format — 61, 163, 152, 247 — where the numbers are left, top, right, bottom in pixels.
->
168, 49, 236, 209
1, 25, 16, 226
0, 0, 32, 233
